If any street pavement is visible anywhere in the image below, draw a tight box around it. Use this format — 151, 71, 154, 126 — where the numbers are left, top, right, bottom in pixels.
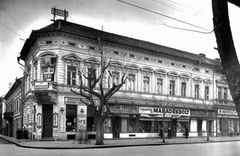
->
1, 134, 240, 149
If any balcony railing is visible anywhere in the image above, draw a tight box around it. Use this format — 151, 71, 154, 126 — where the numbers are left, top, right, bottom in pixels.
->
32, 81, 57, 92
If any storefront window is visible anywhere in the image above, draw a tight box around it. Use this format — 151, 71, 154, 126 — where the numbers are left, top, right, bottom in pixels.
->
104, 118, 111, 133
128, 118, 138, 132
139, 119, 157, 132
177, 121, 188, 132
66, 105, 77, 132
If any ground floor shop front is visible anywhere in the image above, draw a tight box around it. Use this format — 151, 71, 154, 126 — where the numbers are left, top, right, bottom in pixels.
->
22, 94, 221, 140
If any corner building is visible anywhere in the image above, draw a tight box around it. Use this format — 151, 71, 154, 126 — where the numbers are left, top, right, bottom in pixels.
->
19, 20, 239, 140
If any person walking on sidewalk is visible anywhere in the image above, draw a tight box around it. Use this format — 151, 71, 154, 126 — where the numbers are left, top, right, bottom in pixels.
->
185, 126, 189, 139
168, 127, 172, 139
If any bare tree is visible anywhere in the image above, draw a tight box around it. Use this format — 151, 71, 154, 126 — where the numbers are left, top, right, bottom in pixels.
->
212, 0, 240, 126
200, 99, 216, 141
71, 39, 127, 145
158, 97, 173, 143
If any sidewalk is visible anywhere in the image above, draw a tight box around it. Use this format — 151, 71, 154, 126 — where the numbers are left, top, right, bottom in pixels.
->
1, 134, 240, 149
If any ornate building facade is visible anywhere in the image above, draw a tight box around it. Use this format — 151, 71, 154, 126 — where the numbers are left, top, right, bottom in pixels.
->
18, 20, 239, 140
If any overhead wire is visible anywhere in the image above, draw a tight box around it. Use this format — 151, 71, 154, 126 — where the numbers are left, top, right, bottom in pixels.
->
117, 0, 210, 31
0, 2, 27, 36
0, 22, 25, 38
156, 22, 213, 34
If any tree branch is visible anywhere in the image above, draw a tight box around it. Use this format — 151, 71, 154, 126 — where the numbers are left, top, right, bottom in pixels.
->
228, 0, 240, 7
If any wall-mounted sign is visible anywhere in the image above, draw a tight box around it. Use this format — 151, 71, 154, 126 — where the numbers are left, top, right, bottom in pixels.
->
53, 113, 58, 127
109, 104, 138, 114
139, 107, 190, 116
35, 82, 48, 89
77, 105, 87, 132
58, 114, 66, 132
37, 113, 42, 128
218, 109, 238, 116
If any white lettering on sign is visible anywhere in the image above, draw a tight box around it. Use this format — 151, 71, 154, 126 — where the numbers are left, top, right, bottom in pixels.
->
218, 109, 238, 116
35, 82, 48, 89
139, 107, 190, 116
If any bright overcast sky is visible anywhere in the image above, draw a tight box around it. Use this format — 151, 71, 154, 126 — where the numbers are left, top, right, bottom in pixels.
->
0, 0, 240, 96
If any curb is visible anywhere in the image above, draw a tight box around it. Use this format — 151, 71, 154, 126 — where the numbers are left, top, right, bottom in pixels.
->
1, 136, 240, 149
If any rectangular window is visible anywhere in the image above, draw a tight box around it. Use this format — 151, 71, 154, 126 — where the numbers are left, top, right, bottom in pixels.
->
69, 42, 75, 46
181, 82, 186, 97
223, 88, 228, 104
205, 86, 209, 99
143, 76, 150, 92
66, 105, 77, 132
67, 66, 76, 85
195, 84, 200, 98
157, 78, 163, 94
169, 80, 175, 95
87, 68, 97, 86
218, 87, 222, 104
128, 74, 135, 91
112, 71, 120, 84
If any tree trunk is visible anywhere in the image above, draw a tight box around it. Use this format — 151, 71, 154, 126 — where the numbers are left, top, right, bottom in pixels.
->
207, 119, 209, 141
212, 0, 240, 123
162, 113, 165, 143
95, 117, 104, 145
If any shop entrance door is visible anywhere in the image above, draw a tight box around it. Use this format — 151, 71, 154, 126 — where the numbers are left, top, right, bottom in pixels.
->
171, 119, 177, 137
112, 117, 121, 138
42, 104, 53, 139
198, 120, 202, 136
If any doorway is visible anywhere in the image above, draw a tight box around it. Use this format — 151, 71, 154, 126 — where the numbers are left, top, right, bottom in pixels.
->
112, 117, 121, 138
42, 104, 53, 138
198, 120, 202, 136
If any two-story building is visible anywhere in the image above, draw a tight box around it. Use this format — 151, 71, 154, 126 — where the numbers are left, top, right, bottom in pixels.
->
3, 78, 23, 137
18, 19, 239, 140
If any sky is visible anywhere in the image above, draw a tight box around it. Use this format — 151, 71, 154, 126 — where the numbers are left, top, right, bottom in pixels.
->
0, 0, 240, 96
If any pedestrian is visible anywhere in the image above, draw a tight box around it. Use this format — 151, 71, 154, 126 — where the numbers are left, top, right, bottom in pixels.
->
159, 128, 163, 138
185, 126, 189, 139
168, 127, 171, 139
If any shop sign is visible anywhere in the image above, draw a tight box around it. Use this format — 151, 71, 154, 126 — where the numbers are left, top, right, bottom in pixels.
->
58, 114, 66, 132
34, 82, 48, 89
218, 109, 238, 116
139, 107, 190, 116
109, 104, 138, 114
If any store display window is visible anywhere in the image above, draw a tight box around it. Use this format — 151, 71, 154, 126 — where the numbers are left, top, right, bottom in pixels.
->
66, 105, 77, 132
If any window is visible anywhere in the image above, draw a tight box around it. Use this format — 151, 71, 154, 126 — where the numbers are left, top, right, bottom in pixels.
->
169, 80, 175, 95
144, 57, 149, 61
112, 71, 120, 84
143, 76, 150, 92
181, 82, 186, 97
205, 86, 209, 99
158, 60, 162, 63
69, 42, 75, 46
41, 56, 57, 81
130, 54, 135, 58
113, 51, 119, 55
67, 66, 76, 85
223, 88, 228, 104
66, 105, 77, 132
195, 84, 200, 98
46, 40, 52, 44
218, 87, 222, 100
157, 78, 163, 94
89, 46, 95, 50
128, 74, 135, 91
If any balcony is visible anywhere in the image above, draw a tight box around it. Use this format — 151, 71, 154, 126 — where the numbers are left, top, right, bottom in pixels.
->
32, 81, 57, 93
